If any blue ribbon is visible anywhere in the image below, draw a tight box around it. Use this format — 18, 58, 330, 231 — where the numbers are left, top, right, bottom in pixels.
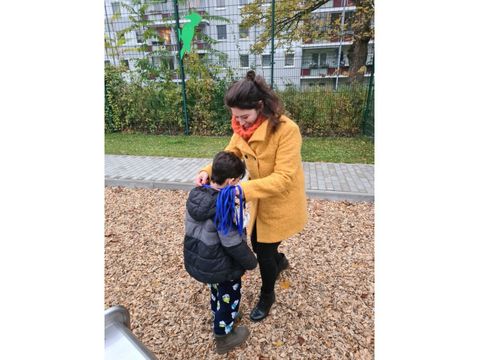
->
203, 184, 244, 236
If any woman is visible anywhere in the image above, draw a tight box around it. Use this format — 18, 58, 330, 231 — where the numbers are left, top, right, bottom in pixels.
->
195, 70, 308, 322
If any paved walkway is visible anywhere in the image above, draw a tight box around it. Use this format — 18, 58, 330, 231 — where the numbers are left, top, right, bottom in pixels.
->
105, 155, 374, 202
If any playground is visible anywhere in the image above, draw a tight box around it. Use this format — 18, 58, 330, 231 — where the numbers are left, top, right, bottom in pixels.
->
105, 187, 374, 359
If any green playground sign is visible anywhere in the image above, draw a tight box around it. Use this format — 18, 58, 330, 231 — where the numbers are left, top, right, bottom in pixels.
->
180, 12, 202, 59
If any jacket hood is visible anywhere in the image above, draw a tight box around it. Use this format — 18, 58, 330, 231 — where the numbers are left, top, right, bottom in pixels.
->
186, 186, 218, 221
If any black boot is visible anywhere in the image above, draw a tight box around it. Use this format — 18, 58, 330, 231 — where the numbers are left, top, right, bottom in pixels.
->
276, 253, 289, 278
249, 291, 276, 322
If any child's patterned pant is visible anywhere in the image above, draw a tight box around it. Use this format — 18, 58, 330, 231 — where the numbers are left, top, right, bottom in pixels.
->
208, 279, 242, 335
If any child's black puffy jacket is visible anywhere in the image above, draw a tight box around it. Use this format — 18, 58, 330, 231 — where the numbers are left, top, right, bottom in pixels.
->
184, 186, 257, 284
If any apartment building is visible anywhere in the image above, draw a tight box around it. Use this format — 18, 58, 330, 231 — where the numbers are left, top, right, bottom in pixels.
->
104, 0, 374, 89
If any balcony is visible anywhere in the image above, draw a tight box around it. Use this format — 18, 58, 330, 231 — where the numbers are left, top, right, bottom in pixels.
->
145, 10, 209, 26
312, 0, 356, 14
333, 0, 355, 7
300, 65, 373, 79
150, 40, 210, 54
302, 36, 353, 48
150, 42, 178, 52
192, 40, 211, 52
300, 64, 349, 78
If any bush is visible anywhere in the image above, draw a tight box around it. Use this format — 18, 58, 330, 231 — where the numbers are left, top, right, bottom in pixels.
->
105, 63, 367, 136
105, 65, 127, 133
279, 85, 366, 137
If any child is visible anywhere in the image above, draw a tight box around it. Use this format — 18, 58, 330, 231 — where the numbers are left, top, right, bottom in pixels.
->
184, 151, 258, 355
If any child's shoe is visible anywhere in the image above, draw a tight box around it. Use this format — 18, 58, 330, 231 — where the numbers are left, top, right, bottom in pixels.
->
234, 310, 243, 324
214, 326, 250, 354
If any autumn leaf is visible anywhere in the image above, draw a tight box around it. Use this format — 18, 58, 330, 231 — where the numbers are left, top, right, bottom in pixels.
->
273, 340, 284, 347
279, 280, 290, 289
298, 336, 305, 346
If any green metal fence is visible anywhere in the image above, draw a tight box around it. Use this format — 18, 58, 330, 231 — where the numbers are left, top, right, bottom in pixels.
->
104, 0, 374, 137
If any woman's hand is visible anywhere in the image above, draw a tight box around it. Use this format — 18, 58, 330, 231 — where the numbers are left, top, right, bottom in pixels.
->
235, 185, 245, 200
195, 171, 210, 186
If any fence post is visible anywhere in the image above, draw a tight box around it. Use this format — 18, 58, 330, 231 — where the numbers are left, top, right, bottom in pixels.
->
104, 2, 117, 66
174, 0, 190, 135
270, 0, 275, 88
335, 0, 347, 90
105, 80, 114, 132
362, 56, 374, 136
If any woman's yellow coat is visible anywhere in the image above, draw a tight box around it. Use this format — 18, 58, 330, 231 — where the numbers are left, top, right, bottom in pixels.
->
202, 115, 308, 243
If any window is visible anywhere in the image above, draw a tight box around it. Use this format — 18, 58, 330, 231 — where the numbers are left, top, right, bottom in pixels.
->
320, 53, 327, 66
158, 27, 172, 44
216, 0, 225, 8
239, 0, 249, 5
312, 53, 319, 67
217, 25, 227, 40
152, 1, 167, 12
190, 0, 205, 8
240, 54, 249, 68
151, 56, 161, 67
104, 60, 111, 66
239, 25, 249, 39
344, 12, 354, 33
330, 13, 341, 27
262, 54, 271, 67
135, 30, 144, 44
121, 59, 129, 69
285, 53, 294, 66
152, 56, 175, 70
111, 2, 121, 15
163, 57, 175, 70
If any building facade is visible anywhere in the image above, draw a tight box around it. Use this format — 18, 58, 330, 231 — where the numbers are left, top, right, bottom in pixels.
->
104, 0, 374, 89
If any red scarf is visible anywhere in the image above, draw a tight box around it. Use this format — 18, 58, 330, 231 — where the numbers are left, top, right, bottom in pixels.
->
231, 114, 266, 141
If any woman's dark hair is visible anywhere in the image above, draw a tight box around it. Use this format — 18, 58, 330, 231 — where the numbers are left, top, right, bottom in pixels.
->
211, 151, 246, 185
224, 70, 284, 132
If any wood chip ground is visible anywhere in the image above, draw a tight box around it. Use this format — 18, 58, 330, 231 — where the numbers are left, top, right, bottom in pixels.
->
105, 187, 374, 359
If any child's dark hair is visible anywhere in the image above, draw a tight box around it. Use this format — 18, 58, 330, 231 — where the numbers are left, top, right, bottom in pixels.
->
224, 70, 284, 132
211, 151, 246, 185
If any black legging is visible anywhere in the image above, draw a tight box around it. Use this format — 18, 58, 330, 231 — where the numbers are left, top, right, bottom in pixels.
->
251, 223, 282, 294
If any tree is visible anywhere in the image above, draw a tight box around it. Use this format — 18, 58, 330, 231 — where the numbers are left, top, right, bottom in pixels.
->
106, 0, 232, 82
240, 0, 374, 84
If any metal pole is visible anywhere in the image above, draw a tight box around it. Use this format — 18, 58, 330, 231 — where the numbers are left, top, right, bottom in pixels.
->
362, 55, 374, 136
104, 2, 117, 66
270, 0, 275, 88
335, 0, 347, 90
174, 0, 189, 135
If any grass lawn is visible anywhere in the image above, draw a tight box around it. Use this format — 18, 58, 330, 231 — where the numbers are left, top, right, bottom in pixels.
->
105, 133, 374, 164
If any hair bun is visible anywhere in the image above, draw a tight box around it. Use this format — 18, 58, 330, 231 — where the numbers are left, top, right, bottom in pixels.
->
245, 70, 256, 81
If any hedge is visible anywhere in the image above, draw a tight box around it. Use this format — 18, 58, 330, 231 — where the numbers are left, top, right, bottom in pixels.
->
105, 65, 367, 137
